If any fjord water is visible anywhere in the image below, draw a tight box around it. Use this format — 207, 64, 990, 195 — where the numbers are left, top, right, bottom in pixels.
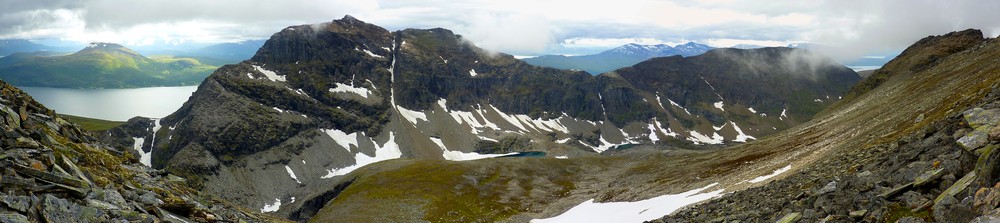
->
18, 86, 198, 121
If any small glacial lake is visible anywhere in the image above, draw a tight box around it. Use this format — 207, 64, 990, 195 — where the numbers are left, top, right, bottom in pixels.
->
18, 86, 199, 121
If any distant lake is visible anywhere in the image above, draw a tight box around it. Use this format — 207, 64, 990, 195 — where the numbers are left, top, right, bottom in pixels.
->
848, 66, 882, 72
18, 86, 199, 121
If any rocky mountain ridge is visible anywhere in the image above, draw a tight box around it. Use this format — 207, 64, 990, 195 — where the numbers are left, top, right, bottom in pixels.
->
104, 15, 858, 215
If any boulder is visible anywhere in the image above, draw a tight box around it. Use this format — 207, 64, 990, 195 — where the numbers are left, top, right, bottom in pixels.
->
964, 108, 1000, 129
42, 194, 108, 223
776, 212, 801, 223
959, 131, 990, 151
0, 212, 29, 223
914, 168, 945, 187
932, 196, 976, 223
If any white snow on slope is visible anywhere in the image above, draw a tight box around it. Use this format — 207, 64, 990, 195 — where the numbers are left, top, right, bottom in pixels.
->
261, 198, 281, 213
431, 137, 514, 161
687, 131, 723, 145
714, 101, 725, 111
730, 121, 756, 142
469, 69, 478, 77
285, 165, 301, 184
323, 129, 358, 152
358, 47, 384, 58
665, 98, 691, 115
748, 107, 757, 113
398, 106, 428, 125
647, 122, 660, 143
253, 65, 286, 82
321, 132, 402, 178
531, 183, 724, 223
132, 137, 150, 167
329, 83, 372, 98
780, 108, 788, 120
489, 104, 528, 131
748, 165, 792, 183
654, 118, 679, 138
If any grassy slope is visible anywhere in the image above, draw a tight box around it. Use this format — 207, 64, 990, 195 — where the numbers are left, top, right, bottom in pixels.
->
60, 114, 125, 131
308, 33, 1000, 222
0, 49, 217, 88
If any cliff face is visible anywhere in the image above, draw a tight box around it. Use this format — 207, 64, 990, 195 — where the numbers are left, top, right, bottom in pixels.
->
105, 16, 859, 214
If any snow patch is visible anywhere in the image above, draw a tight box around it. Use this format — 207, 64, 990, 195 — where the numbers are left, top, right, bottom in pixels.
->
489, 105, 528, 131
664, 97, 691, 115
555, 156, 568, 159
132, 137, 150, 167
329, 83, 372, 98
357, 47, 384, 58
323, 129, 358, 152
469, 69, 478, 77
647, 122, 660, 143
285, 165, 301, 184
687, 131, 723, 145
432, 137, 514, 161
748, 107, 757, 113
748, 165, 792, 183
531, 183, 724, 223
780, 108, 788, 120
555, 138, 572, 144
261, 198, 281, 213
273, 107, 284, 113
653, 118, 679, 138
321, 132, 403, 178
714, 101, 725, 111
397, 106, 428, 125
253, 65, 286, 82
730, 121, 756, 142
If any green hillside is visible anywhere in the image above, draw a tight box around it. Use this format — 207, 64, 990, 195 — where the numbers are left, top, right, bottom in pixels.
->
0, 42, 217, 88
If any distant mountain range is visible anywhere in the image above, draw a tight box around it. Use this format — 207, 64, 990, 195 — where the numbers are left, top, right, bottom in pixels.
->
0, 39, 72, 57
522, 42, 714, 74
0, 43, 217, 88
177, 40, 267, 65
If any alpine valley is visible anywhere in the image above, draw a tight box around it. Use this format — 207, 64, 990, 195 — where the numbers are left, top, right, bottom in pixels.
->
4, 15, 1000, 223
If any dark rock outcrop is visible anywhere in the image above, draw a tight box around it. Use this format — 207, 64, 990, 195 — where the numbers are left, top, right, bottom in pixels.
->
0, 80, 281, 222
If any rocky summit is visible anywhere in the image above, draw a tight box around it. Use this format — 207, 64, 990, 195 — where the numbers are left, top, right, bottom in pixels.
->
0, 80, 281, 222
101, 15, 858, 216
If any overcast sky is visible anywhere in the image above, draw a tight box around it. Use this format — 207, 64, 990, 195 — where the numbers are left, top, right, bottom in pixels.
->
3, 0, 1000, 58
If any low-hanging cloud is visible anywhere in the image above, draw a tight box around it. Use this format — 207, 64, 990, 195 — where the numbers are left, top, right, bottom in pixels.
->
456, 12, 554, 55
1, 0, 999, 57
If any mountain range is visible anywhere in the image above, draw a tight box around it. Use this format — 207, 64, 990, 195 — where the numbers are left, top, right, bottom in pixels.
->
521, 42, 714, 74
99, 16, 859, 219
0, 15, 996, 222
0, 43, 217, 88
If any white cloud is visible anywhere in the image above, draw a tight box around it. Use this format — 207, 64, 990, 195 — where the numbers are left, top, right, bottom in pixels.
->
1, 0, 999, 57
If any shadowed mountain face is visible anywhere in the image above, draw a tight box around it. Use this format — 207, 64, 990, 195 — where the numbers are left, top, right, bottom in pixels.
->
103, 16, 858, 214
0, 43, 217, 88
522, 42, 714, 75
